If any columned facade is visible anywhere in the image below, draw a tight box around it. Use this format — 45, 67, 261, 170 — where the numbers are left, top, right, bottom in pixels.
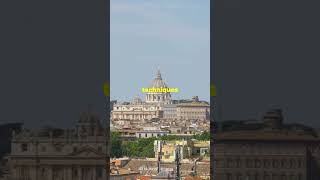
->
214, 140, 309, 180
145, 70, 172, 105
111, 70, 172, 122
6, 108, 107, 180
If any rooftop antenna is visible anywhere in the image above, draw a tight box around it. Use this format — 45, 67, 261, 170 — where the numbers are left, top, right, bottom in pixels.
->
175, 145, 181, 180
157, 140, 163, 174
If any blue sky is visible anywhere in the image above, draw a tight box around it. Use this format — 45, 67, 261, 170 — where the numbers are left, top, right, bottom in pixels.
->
111, 0, 210, 102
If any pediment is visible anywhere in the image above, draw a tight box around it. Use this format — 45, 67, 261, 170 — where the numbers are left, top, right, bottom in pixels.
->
68, 145, 105, 157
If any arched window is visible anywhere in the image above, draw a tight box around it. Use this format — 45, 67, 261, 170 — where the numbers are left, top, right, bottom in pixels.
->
280, 174, 286, 180
264, 159, 270, 168
41, 168, 46, 177
21, 144, 28, 152
272, 160, 279, 168
255, 159, 261, 168
226, 173, 232, 180
264, 174, 270, 180
298, 159, 302, 168
41, 146, 46, 152
236, 173, 242, 180
55, 146, 62, 152
236, 159, 241, 168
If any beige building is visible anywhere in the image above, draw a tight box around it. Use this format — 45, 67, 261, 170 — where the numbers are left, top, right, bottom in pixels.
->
110, 161, 139, 180
176, 97, 209, 121
213, 131, 314, 180
111, 70, 171, 122
112, 98, 162, 121
111, 71, 210, 125
163, 96, 210, 121
154, 140, 210, 163
5, 108, 107, 180
213, 109, 320, 180
145, 70, 172, 105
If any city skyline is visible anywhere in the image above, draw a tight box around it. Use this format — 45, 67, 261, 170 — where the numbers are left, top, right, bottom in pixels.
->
111, 0, 210, 102
110, 69, 209, 103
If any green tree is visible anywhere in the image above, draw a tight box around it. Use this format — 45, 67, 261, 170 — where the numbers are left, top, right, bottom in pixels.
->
193, 131, 210, 140
111, 132, 122, 158
159, 135, 181, 141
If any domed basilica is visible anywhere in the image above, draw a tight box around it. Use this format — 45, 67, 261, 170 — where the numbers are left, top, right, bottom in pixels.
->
111, 70, 210, 129
111, 70, 172, 122
145, 70, 172, 104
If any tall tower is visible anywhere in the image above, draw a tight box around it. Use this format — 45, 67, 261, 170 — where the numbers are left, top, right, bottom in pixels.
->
145, 70, 172, 104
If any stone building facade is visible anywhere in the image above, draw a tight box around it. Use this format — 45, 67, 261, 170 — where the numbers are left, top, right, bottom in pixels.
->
111, 71, 210, 126
145, 70, 172, 105
212, 109, 320, 180
213, 136, 312, 180
111, 99, 163, 121
163, 97, 210, 121
136, 130, 169, 139
111, 70, 171, 122
5, 108, 107, 180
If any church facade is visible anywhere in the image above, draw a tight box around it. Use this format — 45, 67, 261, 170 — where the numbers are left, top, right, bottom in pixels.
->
111, 70, 172, 122
5, 108, 107, 180
111, 70, 210, 123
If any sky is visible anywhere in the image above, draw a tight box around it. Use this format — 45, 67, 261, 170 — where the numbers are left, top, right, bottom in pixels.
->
0, 0, 106, 128
214, 0, 320, 128
110, 0, 210, 102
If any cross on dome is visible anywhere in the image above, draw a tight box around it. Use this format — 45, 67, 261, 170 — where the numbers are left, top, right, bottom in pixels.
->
156, 69, 162, 80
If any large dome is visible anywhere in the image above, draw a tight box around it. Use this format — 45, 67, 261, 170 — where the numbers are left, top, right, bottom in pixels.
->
150, 70, 168, 88
146, 69, 172, 104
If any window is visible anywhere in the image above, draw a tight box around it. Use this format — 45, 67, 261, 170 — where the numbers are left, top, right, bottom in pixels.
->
97, 167, 103, 178
289, 159, 294, 168
281, 160, 286, 168
226, 159, 232, 168
73, 168, 78, 177
145, 133, 147, 137
246, 159, 253, 168
236, 174, 242, 180
56, 146, 62, 152
41, 168, 46, 177
236, 159, 241, 168
98, 146, 102, 152
41, 146, 46, 152
255, 159, 261, 168
298, 159, 302, 168
272, 160, 279, 168
21, 144, 28, 152
226, 173, 232, 180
